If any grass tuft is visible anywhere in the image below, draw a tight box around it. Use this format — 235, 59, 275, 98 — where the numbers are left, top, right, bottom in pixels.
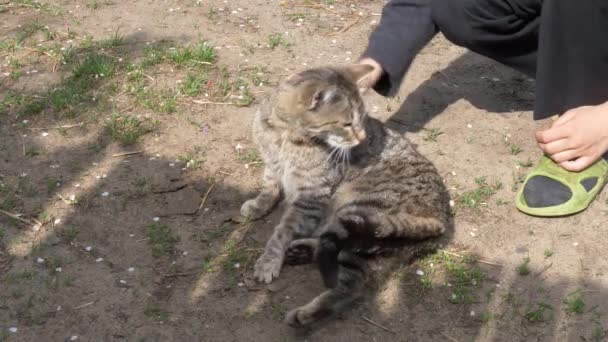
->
105, 112, 153, 145
147, 222, 179, 257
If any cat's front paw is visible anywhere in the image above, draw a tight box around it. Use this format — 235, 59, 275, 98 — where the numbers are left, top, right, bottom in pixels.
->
240, 199, 267, 220
254, 253, 283, 283
285, 238, 317, 265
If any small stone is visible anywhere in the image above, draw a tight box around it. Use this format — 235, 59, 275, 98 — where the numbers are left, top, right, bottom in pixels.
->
470, 311, 475, 316
415, 269, 424, 276
101, 192, 109, 197
42, 132, 49, 137
467, 124, 473, 128
128, 267, 135, 272
57, 305, 62, 311
70, 336, 78, 341
451, 293, 457, 300
96, 258, 103, 262
37, 257, 45, 263
55, 267, 62, 272
234, 263, 240, 269
119, 280, 127, 284
237, 282, 245, 287
573, 242, 579, 247
85, 246, 92, 252
153, 217, 160, 222
449, 200, 455, 207
182, 251, 188, 256
9, 327, 17, 333
54, 218, 61, 225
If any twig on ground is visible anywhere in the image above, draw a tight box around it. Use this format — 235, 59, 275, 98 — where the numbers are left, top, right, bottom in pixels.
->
163, 272, 198, 278
112, 151, 144, 157
74, 301, 95, 309
361, 316, 396, 335
0, 209, 34, 226
534, 262, 553, 277
440, 249, 503, 267
198, 183, 216, 212
440, 332, 460, 342
327, 18, 361, 36
192, 99, 237, 106
30, 122, 85, 130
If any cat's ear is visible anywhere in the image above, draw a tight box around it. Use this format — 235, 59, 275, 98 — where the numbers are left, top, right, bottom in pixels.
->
309, 88, 336, 110
342, 64, 374, 84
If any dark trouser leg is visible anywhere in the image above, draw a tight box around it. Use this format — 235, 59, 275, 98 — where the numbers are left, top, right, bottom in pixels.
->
432, 0, 608, 120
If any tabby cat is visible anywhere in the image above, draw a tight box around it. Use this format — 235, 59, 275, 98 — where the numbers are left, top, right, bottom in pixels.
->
241, 64, 452, 326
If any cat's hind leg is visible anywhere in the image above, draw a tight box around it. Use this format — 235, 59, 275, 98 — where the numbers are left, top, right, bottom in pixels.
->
284, 238, 319, 265
241, 167, 282, 220
285, 250, 365, 327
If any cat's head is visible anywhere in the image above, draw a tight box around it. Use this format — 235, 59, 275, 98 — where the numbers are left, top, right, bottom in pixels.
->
274, 64, 374, 148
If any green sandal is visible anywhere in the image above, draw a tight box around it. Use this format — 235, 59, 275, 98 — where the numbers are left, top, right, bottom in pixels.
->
515, 155, 608, 217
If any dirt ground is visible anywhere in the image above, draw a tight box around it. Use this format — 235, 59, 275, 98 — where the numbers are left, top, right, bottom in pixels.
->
1, 0, 607, 341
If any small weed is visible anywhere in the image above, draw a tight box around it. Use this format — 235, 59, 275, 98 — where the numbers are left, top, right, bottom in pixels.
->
457, 177, 502, 209
423, 128, 443, 142
10, 70, 24, 80
518, 158, 534, 168
544, 249, 553, 258
99, 29, 125, 48
178, 146, 205, 169
428, 251, 485, 304
511, 171, 526, 192
286, 12, 307, 21
508, 144, 523, 155
517, 257, 531, 276
105, 112, 152, 145
237, 148, 263, 167
4, 270, 36, 284
45, 255, 63, 272
479, 312, 494, 323
592, 325, 606, 341
563, 291, 585, 314
147, 222, 179, 257
16, 22, 51, 45
221, 239, 248, 272
144, 302, 169, 321
10, 0, 62, 15
61, 226, 79, 242
524, 302, 553, 322
181, 73, 208, 96
267, 33, 289, 49
168, 41, 216, 67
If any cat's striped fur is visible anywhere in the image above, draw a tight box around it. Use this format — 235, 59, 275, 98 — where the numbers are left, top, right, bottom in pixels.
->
241, 65, 452, 326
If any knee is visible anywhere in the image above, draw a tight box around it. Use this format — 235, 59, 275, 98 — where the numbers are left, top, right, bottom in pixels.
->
431, 0, 478, 47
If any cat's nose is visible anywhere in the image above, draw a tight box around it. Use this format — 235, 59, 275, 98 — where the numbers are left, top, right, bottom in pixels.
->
355, 129, 366, 141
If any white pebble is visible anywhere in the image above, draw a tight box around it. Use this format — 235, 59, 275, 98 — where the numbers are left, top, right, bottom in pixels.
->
54, 218, 61, 225
85, 246, 92, 252
128, 267, 135, 272
22, 120, 29, 124
153, 217, 160, 222
69, 195, 76, 201
451, 293, 457, 300
169, 163, 175, 167
129, 234, 135, 237
96, 258, 104, 262
238, 282, 245, 287
42, 132, 49, 137
449, 200, 455, 207
9, 327, 17, 333
182, 251, 188, 256
57, 305, 62, 311
470, 311, 475, 316
55, 267, 62, 272
467, 124, 472, 128
234, 263, 240, 269
119, 280, 127, 284
70, 336, 78, 341
37, 257, 45, 263
102, 174, 107, 179
415, 269, 424, 276
573, 242, 579, 247
101, 192, 109, 197
20, 172, 28, 177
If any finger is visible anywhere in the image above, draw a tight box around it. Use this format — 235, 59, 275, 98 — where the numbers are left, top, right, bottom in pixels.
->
558, 155, 594, 172
548, 148, 581, 163
552, 109, 578, 127
538, 138, 576, 155
535, 124, 571, 144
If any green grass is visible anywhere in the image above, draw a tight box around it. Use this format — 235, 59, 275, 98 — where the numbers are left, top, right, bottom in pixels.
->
178, 146, 205, 169
423, 128, 443, 142
457, 177, 502, 210
144, 302, 169, 321
426, 251, 486, 304
7, 0, 62, 15
168, 42, 216, 67
517, 257, 531, 276
267, 33, 289, 49
4, 270, 36, 284
98, 29, 125, 48
563, 291, 585, 314
544, 249, 553, 258
181, 73, 208, 96
16, 22, 53, 45
61, 226, 79, 242
147, 222, 179, 257
518, 158, 534, 168
508, 144, 523, 155
237, 148, 263, 166
524, 302, 553, 322
592, 325, 606, 341
105, 112, 152, 145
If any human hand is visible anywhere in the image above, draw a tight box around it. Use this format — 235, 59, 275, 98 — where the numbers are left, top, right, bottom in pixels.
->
536, 101, 608, 171
355, 58, 384, 93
